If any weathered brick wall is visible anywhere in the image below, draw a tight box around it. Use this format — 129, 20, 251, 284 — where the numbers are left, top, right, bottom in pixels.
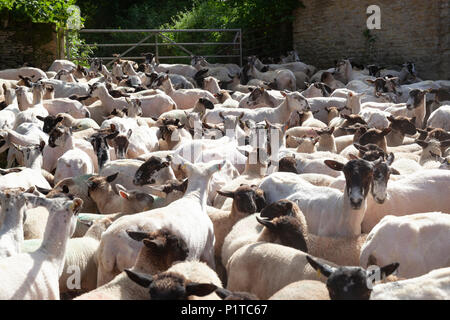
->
0, 18, 57, 71
293, 0, 449, 80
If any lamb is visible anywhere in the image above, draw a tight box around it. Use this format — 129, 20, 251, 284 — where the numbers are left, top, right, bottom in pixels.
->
360, 212, 450, 279
0, 196, 82, 300
74, 228, 189, 299
125, 260, 222, 300
96, 158, 226, 286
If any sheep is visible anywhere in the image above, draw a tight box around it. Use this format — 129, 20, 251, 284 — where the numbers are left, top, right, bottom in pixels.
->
154, 74, 218, 109
386, 115, 417, 146
56, 112, 100, 131
245, 58, 296, 92
86, 173, 157, 214
415, 139, 450, 168
102, 157, 175, 194
362, 169, 450, 232
314, 126, 337, 153
240, 87, 284, 109
285, 136, 319, 153
281, 158, 377, 237
257, 209, 367, 267
208, 185, 266, 282
307, 97, 347, 124
0, 67, 47, 81
221, 199, 306, 268
125, 260, 222, 300
306, 255, 400, 300
360, 212, 450, 279
159, 98, 214, 127
427, 105, 450, 131
22, 214, 119, 296
301, 82, 332, 98
204, 90, 310, 125
74, 228, 189, 299
44, 125, 98, 173
268, 280, 330, 300
225, 242, 334, 299
370, 267, 450, 300
214, 90, 239, 109
0, 196, 82, 300
0, 187, 33, 257
52, 130, 96, 184
96, 158, 226, 286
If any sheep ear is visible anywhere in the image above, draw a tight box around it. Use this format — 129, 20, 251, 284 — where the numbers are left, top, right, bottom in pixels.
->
216, 190, 234, 198
71, 198, 83, 214
390, 168, 401, 175
306, 256, 335, 278
143, 238, 165, 251
36, 116, 45, 121
214, 287, 233, 300
349, 154, 359, 160
118, 190, 129, 199
324, 160, 344, 171
440, 140, 450, 149
126, 230, 150, 242
39, 140, 46, 152
415, 140, 428, 148
106, 172, 119, 183
35, 185, 51, 195
256, 216, 276, 230
378, 263, 400, 279
124, 269, 153, 288
185, 282, 218, 297
386, 152, 395, 166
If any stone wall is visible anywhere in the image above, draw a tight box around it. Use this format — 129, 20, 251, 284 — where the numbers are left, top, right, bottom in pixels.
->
293, 0, 449, 80
0, 17, 57, 71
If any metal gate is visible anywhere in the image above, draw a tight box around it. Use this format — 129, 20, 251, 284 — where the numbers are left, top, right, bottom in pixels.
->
66, 28, 243, 67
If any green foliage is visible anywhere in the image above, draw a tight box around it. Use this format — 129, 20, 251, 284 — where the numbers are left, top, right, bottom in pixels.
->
1, 0, 78, 27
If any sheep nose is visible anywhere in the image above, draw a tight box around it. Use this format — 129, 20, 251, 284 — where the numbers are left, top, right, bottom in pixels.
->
350, 197, 363, 209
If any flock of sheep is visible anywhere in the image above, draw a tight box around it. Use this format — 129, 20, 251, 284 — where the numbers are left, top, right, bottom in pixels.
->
0, 48, 449, 300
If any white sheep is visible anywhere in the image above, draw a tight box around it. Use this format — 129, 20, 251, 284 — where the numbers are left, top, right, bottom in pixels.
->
96, 158, 226, 286
0, 196, 83, 300
226, 242, 333, 299
360, 212, 450, 279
